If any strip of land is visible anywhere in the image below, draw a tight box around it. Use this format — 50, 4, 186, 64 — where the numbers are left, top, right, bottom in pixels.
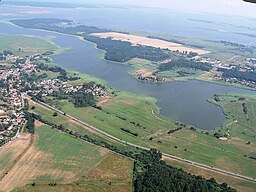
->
91, 32, 210, 55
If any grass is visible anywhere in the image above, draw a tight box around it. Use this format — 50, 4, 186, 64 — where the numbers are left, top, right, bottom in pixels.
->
0, 34, 62, 56
44, 91, 256, 179
0, 152, 12, 173
11, 125, 133, 192
48, 92, 176, 145
209, 94, 256, 142
28, 99, 127, 149
35, 125, 106, 174
155, 67, 205, 81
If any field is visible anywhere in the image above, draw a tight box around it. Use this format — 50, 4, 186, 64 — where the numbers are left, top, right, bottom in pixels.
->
0, 124, 133, 192
0, 134, 32, 181
92, 32, 210, 55
0, 34, 62, 56
136, 32, 256, 61
44, 90, 256, 180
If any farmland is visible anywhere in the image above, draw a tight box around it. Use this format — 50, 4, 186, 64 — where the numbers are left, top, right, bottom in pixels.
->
26, 87, 256, 191
0, 124, 133, 192
45, 89, 256, 179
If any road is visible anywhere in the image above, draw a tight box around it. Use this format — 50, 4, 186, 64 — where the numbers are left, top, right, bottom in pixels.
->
23, 94, 256, 184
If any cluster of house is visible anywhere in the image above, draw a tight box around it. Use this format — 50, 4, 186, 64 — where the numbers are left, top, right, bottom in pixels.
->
213, 74, 256, 88
200, 57, 256, 88
0, 51, 113, 146
27, 78, 110, 98
1, 50, 110, 98
0, 52, 27, 146
136, 75, 166, 83
0, 88, 25, 147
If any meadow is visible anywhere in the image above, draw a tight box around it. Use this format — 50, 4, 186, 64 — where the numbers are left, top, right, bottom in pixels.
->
45, 89, 256, 179
0, 34, 62, 56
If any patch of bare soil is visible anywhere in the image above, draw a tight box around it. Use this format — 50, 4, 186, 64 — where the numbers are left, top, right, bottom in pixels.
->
0, 134, 76, 192
92, 32, 210, 55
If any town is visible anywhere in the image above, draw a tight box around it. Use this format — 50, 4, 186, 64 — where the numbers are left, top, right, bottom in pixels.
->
0, 51, 111, 147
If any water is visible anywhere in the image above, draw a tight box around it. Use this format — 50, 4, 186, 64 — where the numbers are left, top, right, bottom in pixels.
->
1, 4, 256, 44
0, 5, 255, 130
51, 36, 255, 130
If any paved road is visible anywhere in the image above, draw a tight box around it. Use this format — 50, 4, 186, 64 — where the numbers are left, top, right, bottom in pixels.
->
24, 95, 256, 184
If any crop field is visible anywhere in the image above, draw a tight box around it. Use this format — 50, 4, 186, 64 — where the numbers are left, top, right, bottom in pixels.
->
45, 91, 256, 179
0, 134, 32, 181
28, 99, 118, 145
0, 124, 133, 192
0, 34, 60, 56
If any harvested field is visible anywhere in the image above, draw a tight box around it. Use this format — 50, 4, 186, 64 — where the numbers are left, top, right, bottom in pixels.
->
92, 32, 210, 55
0, 125, 133, 192
0, 134, 31, 180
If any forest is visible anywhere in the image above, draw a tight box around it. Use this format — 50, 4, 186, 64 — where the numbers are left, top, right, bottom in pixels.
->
11, 18, 109, 35
219, 68, 256, 82
70, 91, 96, 108
134, 149, 236, 192
159, 58, 212, 71
85, 35, 171, 62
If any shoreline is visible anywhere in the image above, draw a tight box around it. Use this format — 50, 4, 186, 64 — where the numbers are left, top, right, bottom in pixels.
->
5, 21, 256, 133
6, 20, 256, 91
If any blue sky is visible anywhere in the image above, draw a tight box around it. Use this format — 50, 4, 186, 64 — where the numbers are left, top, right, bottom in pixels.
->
7, 0, 256, 17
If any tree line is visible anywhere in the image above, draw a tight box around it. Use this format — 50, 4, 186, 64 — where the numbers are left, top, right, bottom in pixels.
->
218, 68, 256, 82
11, 18, 109, 36
159, 58, 212, 72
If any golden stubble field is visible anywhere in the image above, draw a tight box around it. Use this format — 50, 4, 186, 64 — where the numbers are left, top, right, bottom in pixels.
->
92, 32, 210, 55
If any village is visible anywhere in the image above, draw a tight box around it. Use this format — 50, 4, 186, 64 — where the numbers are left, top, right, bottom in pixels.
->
0, 51, 111, 147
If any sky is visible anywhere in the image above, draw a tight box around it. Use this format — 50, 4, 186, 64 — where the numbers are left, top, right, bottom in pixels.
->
6, 0, 256, 18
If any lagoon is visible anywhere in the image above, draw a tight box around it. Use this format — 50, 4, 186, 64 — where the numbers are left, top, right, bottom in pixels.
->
0, 10, 255, 130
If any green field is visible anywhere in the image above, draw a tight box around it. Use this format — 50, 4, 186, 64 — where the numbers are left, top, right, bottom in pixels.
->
44, 90, 256, 179
0, 34, 62, 56
28, 93, 256, 191
11, 125, 133, 192
28, 99, 129, 151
